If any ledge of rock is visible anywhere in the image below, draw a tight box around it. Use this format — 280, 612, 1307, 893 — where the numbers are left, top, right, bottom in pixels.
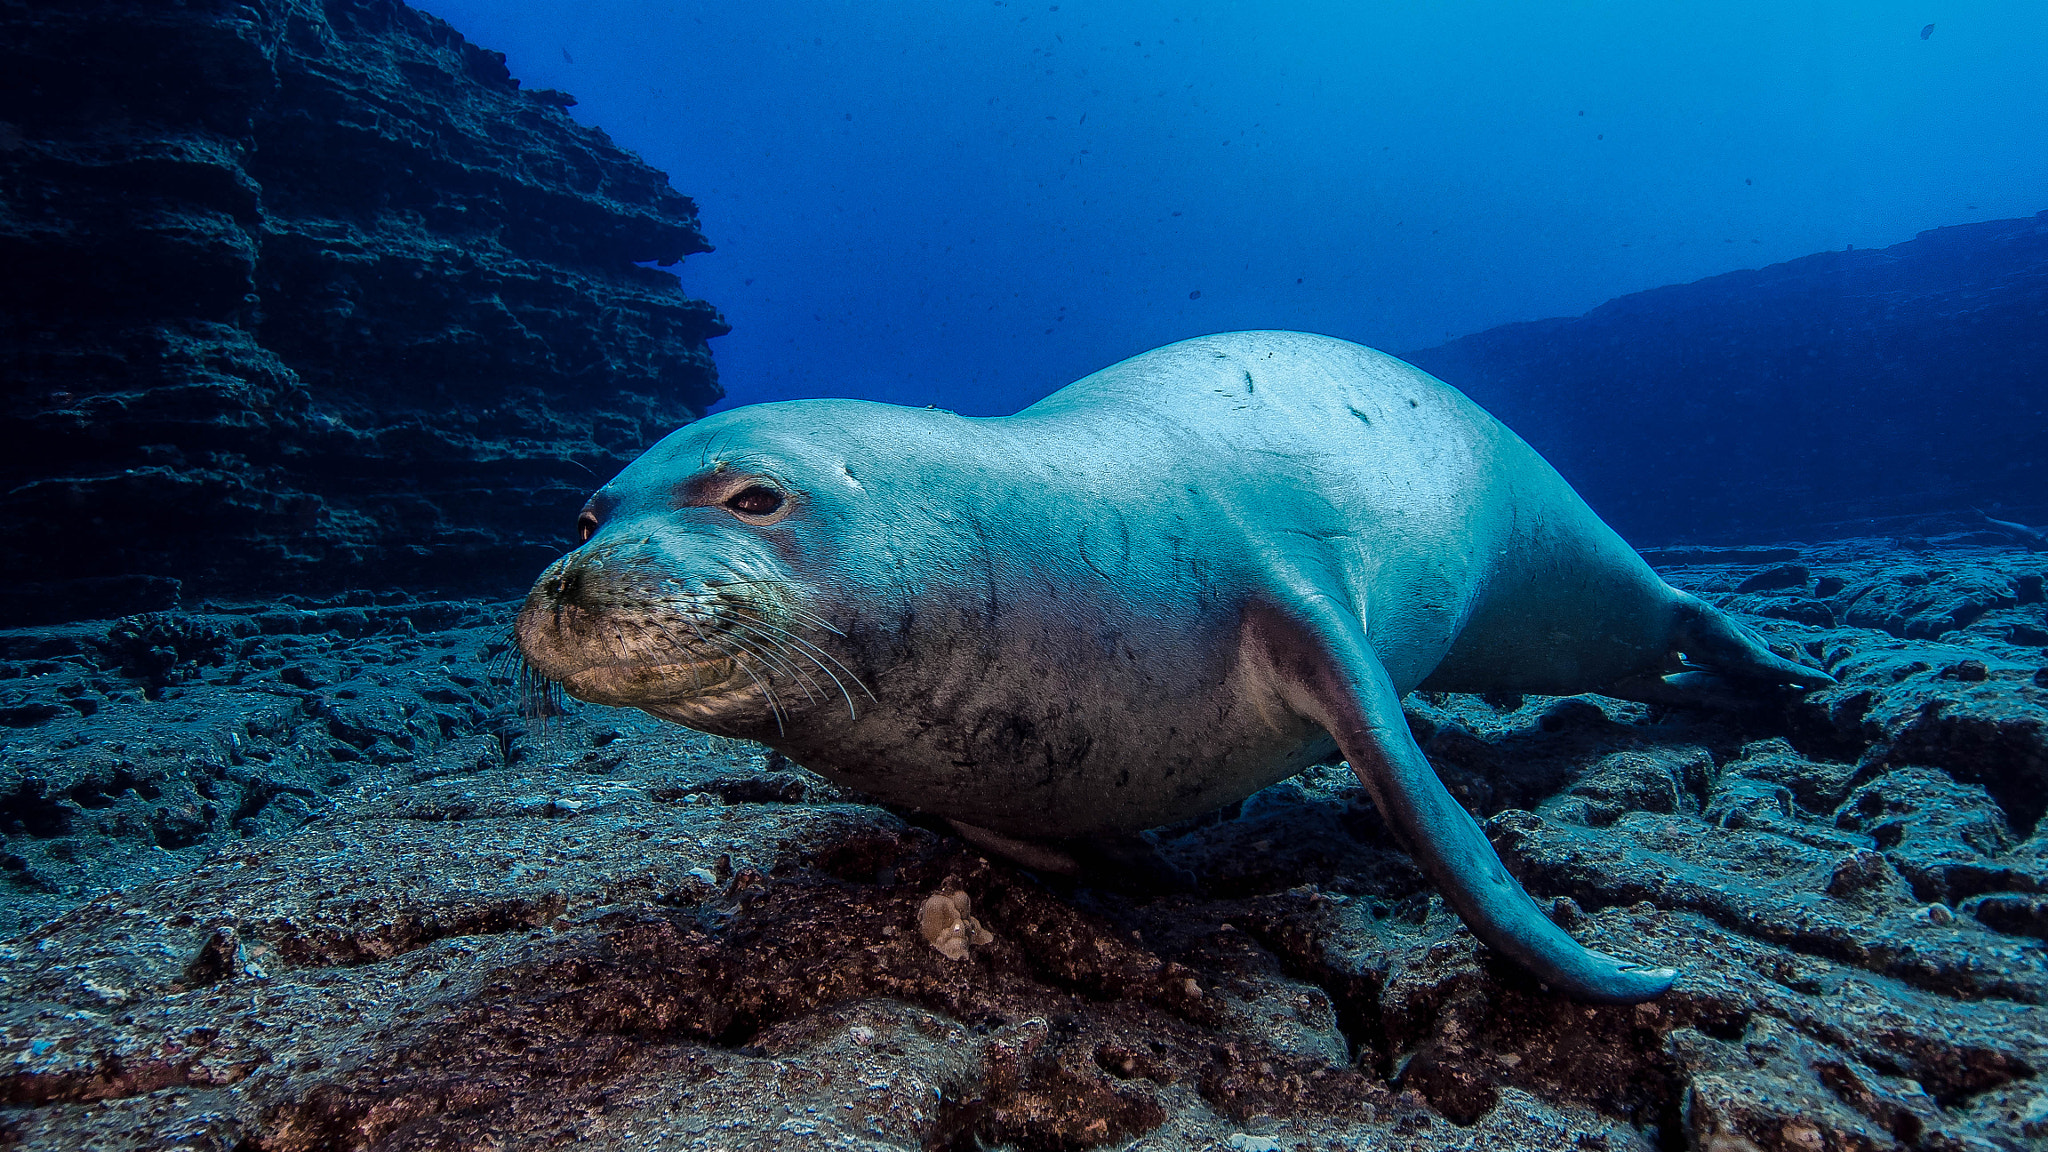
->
0, 0, 727, 623
1404, 212, 2048, 547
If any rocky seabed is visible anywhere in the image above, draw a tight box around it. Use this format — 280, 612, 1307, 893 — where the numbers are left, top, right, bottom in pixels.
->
1, 539, 2046, 1150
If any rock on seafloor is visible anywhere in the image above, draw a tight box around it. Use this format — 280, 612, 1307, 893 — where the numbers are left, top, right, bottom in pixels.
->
1402, 212, 2048, 547
3, 540, 2047, 1149
0, 0, 727, 622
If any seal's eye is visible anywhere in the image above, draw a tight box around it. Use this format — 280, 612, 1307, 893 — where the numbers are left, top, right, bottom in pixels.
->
726, 486, 785, 517
576, 511, 598, 542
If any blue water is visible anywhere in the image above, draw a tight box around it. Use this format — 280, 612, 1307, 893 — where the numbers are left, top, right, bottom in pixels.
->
424, 0, 2046, 418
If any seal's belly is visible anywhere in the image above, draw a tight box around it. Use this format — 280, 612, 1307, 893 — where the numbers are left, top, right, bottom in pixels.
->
808, 717, 1336, 839
784, 627, 1335, 838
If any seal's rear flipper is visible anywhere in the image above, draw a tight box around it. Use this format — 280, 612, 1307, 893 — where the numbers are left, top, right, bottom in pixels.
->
1248, 596, 1675, 1004
1671, 593, 1835, 689
1600, 671, 1765, 711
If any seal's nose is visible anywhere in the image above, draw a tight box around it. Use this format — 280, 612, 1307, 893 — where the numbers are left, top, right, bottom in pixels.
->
540, 562, 587, 607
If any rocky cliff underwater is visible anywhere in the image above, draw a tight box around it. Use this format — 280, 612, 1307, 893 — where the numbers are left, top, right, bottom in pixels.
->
4, 2, 2048, 1150
0, 0, 726, 624
1404, 211, 2048, 547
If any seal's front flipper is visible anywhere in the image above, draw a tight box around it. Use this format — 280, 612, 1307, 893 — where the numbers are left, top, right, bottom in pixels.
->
947, 818, 1083, 875
1248, 597, 1675, 1004
947, 820, 1195, 893
1671, 593, 1835, 689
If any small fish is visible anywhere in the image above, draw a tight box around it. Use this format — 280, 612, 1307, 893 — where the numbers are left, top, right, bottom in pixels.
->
1920, 23, 1934, 39
561, 47, 574, 63
1978, 509, 2047, 551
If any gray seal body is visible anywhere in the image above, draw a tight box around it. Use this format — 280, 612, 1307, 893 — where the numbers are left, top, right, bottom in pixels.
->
517, 331, 1830, 1003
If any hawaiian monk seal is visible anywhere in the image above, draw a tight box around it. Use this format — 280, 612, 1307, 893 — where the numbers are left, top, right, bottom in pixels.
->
515, 330, 1832, 1003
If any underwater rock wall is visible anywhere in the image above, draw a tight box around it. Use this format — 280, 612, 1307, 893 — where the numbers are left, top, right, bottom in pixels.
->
1406, 212, 2048, 547
0, 0, 727, 624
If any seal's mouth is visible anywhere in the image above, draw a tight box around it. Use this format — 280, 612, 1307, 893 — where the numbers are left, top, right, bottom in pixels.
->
512, 546, 870, 728
514, 583, 748, 709
561, 660, 743, 708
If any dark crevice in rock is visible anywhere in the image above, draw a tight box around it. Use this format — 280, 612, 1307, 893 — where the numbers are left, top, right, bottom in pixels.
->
1229, 896, 1393, 1073
1882, 711, 2048, 837
0, 782, 73, 839
259, 893, 572, 969
0, 1058, 256, 1111
180, 926, 242, 990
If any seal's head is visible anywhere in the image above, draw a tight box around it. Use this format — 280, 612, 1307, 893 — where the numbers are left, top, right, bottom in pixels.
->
514, 401, 918, 737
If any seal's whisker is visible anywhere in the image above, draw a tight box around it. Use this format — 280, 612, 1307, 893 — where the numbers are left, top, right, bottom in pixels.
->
716, 608, 872, 717
672, 614, 782, 729
695, 576, 840, 632
653, 613, 754, 698
638, 587, 842, 712
595, 616, 675, 700
640, 621, 721, 695
655, 614, 729, 684
716, 605, 873, 701
771, 603, 845, 638
496, 606, 563, 732
701, 623, 824, 705
600, 617, 636, 664
697, 591, 865, 680
484, 619, 524, 686
715, 616, 834, 709
639, 584, 827, 683
655, 611, 790, 733
739, 632, 856, 721
652, 573, 844, 643
722, 638, 788, 735
765, 602, 845, 639
703, 578, 848, 636
515, 657, 565, 731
